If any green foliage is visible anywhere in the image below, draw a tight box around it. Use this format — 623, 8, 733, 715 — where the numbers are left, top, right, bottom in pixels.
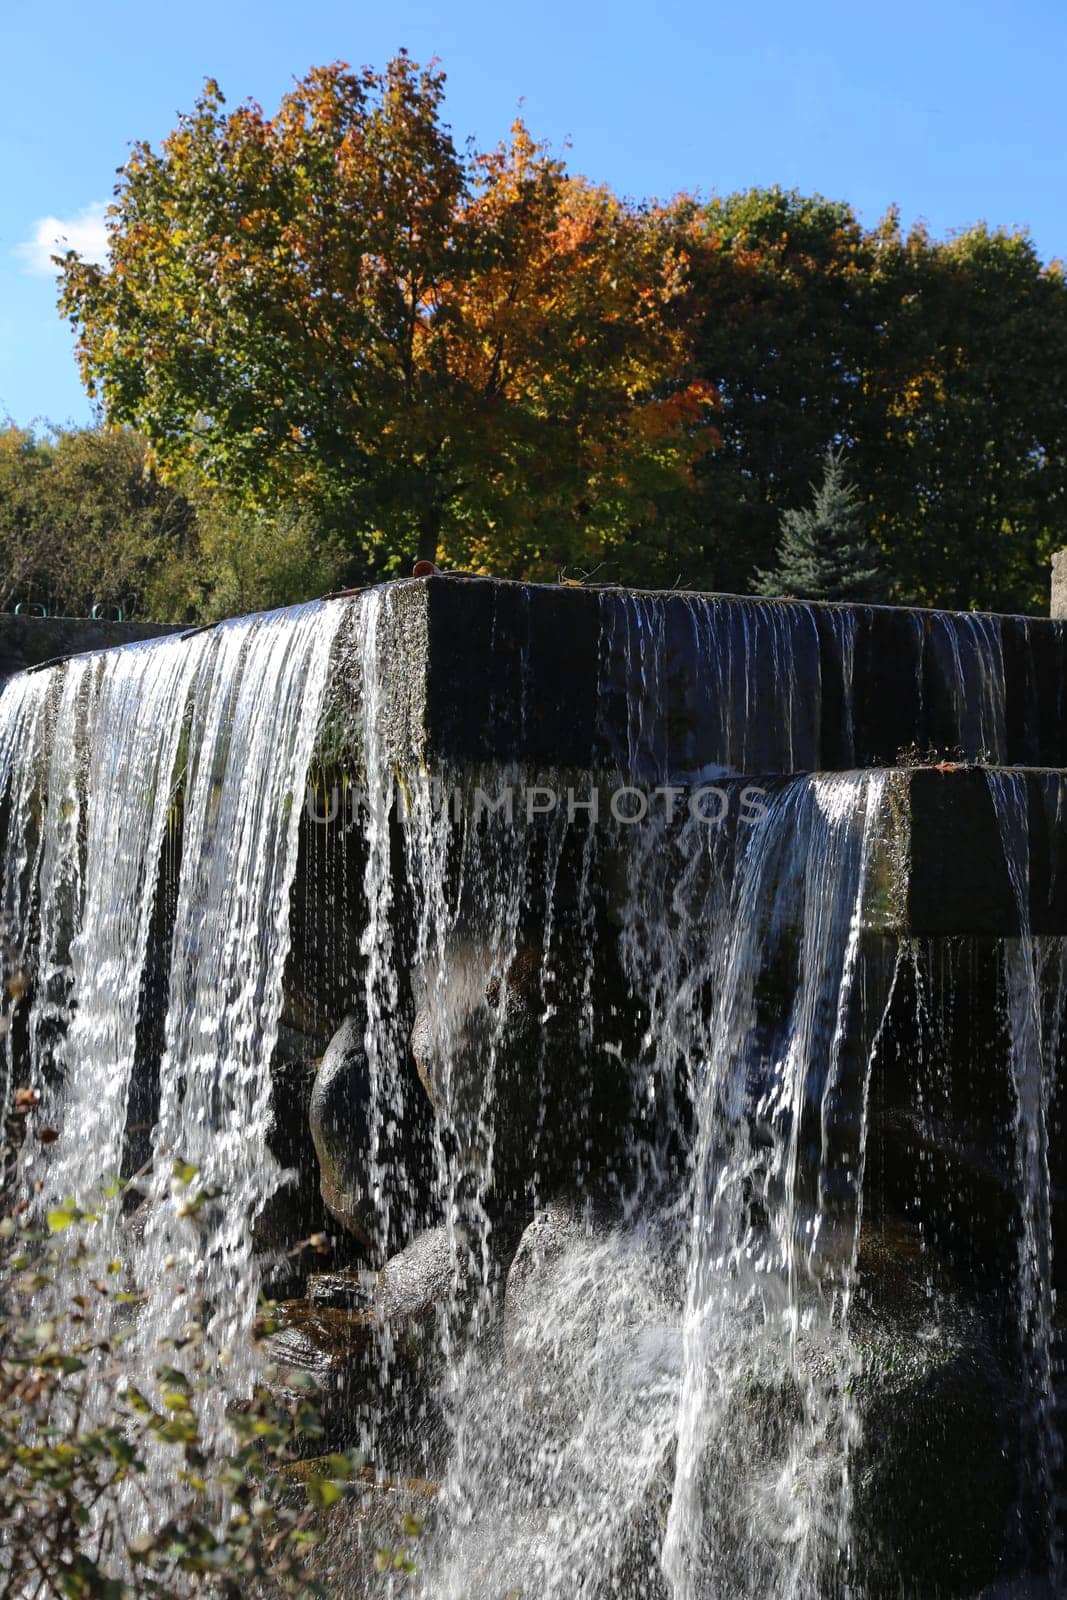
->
0, 424, 196, 621
0, 1168, 394, 1597
676, 187, 878, 594
679, 189, 1067, 611
755, 452, 888, 603
11, 68, 1067, 616
166, 489, 351, 624
859, 217, 1067, 612
59, 56, 714, 582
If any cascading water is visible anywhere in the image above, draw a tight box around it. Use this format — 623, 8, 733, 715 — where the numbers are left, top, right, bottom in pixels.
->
0, 604, 344, 1411
0, 669, 54, 1117
986, 772, 1065, 1589
134, 603, 345, 1397
1, 577, 1065, 1598
31, 634, 214, 1211
660, 773, 893, 1600
388, 764, 895, 1600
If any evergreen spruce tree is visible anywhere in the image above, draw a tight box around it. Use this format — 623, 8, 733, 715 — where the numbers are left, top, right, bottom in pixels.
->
755, 451, 888, 603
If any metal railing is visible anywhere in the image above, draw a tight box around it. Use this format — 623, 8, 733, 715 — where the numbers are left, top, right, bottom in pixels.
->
8, 602, 126, 621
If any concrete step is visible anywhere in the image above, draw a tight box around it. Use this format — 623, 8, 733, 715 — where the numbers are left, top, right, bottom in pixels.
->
381, 576, 1067, 776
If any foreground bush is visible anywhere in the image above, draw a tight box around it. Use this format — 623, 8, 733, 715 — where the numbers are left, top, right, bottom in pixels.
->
0, 1165, 367, 1598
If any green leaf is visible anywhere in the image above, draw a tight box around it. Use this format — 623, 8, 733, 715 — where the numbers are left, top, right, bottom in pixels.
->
47, 1203, 81, 1233
305, 1474, 344, 1509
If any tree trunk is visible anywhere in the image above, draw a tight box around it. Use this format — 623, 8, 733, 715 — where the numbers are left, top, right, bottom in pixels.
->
417, 504, 441, 567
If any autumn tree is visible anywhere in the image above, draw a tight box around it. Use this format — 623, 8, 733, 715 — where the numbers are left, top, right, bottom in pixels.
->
54, 66, 1067, 613
59, 55, 717, 582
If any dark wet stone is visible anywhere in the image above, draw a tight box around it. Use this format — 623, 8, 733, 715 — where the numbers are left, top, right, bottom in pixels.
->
261, 1295, 442, 1466
402, 575, 1067, 772
255, 1057, 335, 1265
374, 1226, 455, 1322
0, 614, 185, 685
260, 1299, 377, 1446
846, 1225, 1018, 1598
501, 1195, 650, 1392
261, 1300, 375, 1378
308, 1016, 375, 1245
409, 943, 544, 1114
410, 940, 641, 1210
307, 1269, 375, 1310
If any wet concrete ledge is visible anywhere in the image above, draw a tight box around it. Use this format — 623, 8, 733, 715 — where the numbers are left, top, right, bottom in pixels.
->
403, 576, 1067, 774
0, 615, 187, 684
891, 765, 1067, 936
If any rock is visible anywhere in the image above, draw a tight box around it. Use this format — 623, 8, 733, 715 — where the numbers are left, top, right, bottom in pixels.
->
261, 1294, 444, 1469
410, 943, 544, 1114
627, 1221, 1015, 1599
372, 1222, 523, 1353
410, 941, 640, 1209
846, 1222, 1018, 1597
503, 1196, 597, 1345
260, 1299, 378, 1447
502, 1196, 681, 1415
254, 1056, 337, 1269
374, 1226, 456, 1322
307, 1269, 375, 1310
262, 1300, 376, 1380
848, 1318, 1015, 1596
447, 1205, 679, 1600
308, 1016, 375, 1246
308, 1013, 434, 1256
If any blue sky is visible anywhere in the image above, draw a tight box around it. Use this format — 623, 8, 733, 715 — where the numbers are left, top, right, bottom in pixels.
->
3, 0, 1066, 429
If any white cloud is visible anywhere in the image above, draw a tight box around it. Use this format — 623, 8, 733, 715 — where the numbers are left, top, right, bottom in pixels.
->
16, 201, 109, 276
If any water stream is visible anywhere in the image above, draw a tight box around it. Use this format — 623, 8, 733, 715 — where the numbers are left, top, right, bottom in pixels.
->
0, 584, 1063, 1597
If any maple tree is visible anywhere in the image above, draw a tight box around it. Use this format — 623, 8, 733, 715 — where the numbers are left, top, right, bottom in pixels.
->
49, 66, 1067, 613
59, 55, 718, 580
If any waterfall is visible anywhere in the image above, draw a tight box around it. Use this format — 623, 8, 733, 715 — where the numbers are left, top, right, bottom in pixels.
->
0, 604, 345, 1386
986, 772, 1065, 1587
661, 773, 891, 1600
130, 602, 346, 1400
367, 750, 894, 1599
0, 670, 53, 1117
1, 580, 1064, 1598
33, 634, 213, 1208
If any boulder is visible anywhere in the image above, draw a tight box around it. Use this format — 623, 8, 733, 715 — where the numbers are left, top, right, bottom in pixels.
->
308, 1016, 375, 1246
374, 1225, 456, 1322
372, 1220, 525, 1354
410, 941, 640, 1209
410, 943, 544, 1114
503, 1196, 596, 1348
254, 1057, 338, 1275
846, 1222, 1018, 1597
308, 1013, 434, 1256
677, 1222, 1018, 1597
